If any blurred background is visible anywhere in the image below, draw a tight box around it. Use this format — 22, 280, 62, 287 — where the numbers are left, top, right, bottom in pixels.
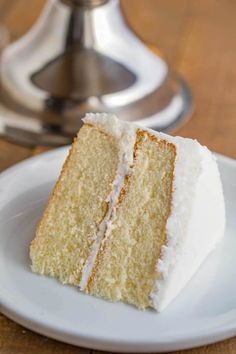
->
0, 0, 235, 172
0, 1, 236, 353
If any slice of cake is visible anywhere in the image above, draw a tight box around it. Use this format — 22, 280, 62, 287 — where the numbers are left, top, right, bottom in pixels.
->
30, 113, 225, 312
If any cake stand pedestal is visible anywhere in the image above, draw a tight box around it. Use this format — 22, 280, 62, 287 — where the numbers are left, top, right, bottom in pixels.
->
0, 0, 193, 146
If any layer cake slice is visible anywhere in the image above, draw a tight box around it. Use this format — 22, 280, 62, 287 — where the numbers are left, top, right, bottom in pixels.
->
30, 113, 225, 311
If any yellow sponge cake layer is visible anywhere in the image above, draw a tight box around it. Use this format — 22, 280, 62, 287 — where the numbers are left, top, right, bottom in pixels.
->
30, 124, 119, 285
87, 130, 176, 309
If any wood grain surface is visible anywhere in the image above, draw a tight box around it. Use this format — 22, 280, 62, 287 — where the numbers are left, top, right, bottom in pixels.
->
0, 0, 235, 353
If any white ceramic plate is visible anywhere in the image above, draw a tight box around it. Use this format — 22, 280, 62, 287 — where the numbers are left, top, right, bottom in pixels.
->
0, 148, 235, 353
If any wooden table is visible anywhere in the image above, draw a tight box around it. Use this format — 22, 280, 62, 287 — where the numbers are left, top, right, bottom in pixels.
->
0, 1, 235, 353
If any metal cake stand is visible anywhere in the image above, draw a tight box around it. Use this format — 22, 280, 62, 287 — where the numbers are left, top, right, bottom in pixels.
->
0, 0, 193, 146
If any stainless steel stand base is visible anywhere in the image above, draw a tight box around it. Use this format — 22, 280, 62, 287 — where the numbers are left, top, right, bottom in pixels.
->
0, 75, 192, 146
0, 0, 193, 146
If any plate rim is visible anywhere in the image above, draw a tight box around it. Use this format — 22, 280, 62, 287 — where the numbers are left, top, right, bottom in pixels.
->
0, 148, 236, 352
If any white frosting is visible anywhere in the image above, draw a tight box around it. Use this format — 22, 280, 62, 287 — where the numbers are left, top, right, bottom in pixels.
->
79, 113, 136, 290
150, 143, 225, 311
79, 113, 225, 311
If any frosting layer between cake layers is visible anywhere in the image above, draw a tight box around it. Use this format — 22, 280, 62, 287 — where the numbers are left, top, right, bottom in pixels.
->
79, 113, 225, 311
79, 114, 137, 290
